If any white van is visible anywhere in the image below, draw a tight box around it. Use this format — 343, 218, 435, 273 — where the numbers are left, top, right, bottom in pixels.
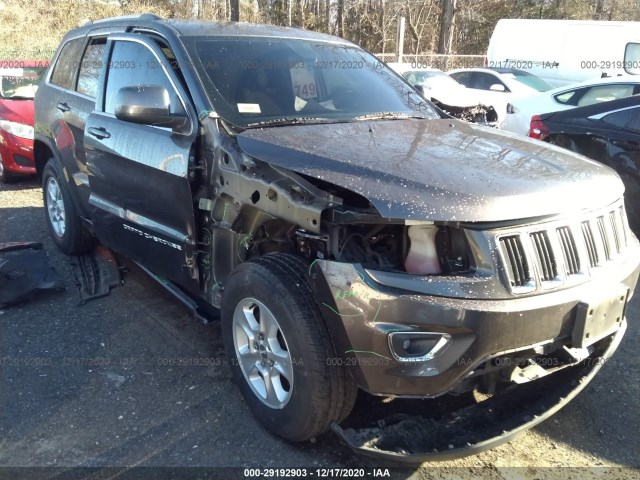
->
487, 19, 640, 87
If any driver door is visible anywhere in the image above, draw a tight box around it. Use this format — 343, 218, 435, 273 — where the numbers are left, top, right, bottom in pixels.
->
85, 33, 200, 292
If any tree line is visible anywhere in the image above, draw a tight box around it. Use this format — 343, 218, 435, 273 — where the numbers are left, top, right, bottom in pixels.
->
1, 0, 639, 59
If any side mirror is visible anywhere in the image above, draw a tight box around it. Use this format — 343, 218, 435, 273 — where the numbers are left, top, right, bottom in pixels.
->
413, 84, 426, 96
489, 83, 506, 92
114, 85, 187, 130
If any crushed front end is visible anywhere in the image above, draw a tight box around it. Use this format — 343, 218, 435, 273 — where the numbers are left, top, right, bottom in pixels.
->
306, 199, 640, 461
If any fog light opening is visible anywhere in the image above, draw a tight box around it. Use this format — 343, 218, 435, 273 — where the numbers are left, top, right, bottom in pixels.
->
388, 332, 451, 363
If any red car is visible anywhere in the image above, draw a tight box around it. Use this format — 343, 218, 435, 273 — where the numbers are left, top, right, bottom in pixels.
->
0, 60, 48, 182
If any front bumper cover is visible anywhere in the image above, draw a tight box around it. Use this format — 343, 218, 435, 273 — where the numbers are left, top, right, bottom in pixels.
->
333, 321, 625, 463
309, 257, 639, 397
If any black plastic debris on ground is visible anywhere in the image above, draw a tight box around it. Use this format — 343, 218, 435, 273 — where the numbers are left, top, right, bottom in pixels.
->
0, 242, 65, 308
72, 245, 121, 305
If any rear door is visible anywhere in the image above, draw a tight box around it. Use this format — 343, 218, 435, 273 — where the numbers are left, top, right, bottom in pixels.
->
85, 33, 200, 291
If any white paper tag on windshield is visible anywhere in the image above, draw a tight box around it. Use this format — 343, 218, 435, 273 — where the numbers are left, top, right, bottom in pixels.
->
237, 103, 261, 113
294, 96, 307, 112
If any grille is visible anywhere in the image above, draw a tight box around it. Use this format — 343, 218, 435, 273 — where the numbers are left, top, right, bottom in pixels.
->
499, 203, 628, 293
530, 231, 557, 281
499, 235, 531, 288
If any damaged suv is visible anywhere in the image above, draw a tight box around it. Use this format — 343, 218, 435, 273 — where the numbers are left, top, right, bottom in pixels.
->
34, 15, 640, 462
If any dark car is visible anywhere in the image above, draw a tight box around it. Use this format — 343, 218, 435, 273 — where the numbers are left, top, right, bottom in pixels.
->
0, 60, 48, 182
530, 95, 640, 232
33, 15, 640, 462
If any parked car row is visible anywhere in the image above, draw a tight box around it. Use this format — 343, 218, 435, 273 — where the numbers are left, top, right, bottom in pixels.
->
502, 77, 640, 135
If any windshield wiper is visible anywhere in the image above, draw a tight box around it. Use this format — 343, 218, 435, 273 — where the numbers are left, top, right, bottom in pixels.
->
246, 117, 336, 128
352, 112, 427, 121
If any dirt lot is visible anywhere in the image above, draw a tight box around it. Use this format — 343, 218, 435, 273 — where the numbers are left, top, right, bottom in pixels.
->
0, 178, 638, 480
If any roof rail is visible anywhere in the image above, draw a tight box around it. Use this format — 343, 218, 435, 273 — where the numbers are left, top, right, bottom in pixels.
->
80, 13, 163, 27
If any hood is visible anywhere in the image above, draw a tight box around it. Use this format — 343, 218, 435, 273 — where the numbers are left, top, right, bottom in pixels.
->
237, 119, 623, 223
0, 98, 34, 125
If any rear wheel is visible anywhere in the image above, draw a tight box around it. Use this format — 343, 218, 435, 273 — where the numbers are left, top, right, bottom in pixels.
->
221, 253, 357, 441
42, 159, 94, 254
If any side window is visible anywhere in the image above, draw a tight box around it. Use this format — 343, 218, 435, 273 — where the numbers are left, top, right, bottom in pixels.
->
50, 38, 85, 90
577, 84, 635, 107
450, 71, 473, 87
554, 88, 582, 105
473, 72, 506, 91
602, 107, 640, 133
77, 38, 106, 98
104, 41, 181, 116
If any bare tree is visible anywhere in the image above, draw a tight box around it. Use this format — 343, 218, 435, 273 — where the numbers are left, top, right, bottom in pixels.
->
594, 0, 605, 19
230, 0, 239, 20
437, 0, 456, 54
191, 0, 203, 18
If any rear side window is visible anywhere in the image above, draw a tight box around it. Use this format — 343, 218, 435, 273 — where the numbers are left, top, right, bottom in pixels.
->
50, 38, 85, 90
554, 89, 581, 105
602, 107, 640, 133
77, 38, 106, 98
577, 84, 636, 107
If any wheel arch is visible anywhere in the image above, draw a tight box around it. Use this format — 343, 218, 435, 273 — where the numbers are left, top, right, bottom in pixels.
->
33, 136, 59, 180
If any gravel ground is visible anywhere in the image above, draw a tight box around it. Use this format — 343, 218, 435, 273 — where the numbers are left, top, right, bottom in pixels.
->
0, 178, 638, 480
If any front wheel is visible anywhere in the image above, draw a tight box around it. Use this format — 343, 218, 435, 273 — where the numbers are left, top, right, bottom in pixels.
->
42, 160, 94, 254
221, 253, 357, 441
0, 157, 18, 183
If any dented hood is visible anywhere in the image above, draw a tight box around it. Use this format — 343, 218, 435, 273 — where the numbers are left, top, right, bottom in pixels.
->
237, 119, 623, 222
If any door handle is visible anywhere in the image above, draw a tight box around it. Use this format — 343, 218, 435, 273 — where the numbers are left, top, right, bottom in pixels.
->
88, 127, 111, 140
56, 102, 70, 112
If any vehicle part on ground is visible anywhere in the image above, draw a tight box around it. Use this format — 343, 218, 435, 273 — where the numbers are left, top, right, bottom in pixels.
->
0, 242, 65, 307
72, 246, 121, 305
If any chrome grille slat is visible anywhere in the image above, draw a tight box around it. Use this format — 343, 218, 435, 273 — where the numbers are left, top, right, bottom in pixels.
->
530, 231, 557, 281
597, 216, 611, 261
609, 210, 622, 254
557, 226, 580, 275
499, 235, 530, 287
581, 221, 599, 267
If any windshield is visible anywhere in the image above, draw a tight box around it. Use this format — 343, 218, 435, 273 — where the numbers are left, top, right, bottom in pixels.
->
0, 66, 47, 99
505, 71, 553, 92
184, 37, 439, 127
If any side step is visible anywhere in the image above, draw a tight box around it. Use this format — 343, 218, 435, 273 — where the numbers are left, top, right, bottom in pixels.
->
133, 261, 220, 324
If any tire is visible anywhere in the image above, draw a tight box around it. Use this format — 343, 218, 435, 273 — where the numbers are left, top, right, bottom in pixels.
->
42, 159, 94, 254
0, 157, 18, 184
221, 253, 357, 442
